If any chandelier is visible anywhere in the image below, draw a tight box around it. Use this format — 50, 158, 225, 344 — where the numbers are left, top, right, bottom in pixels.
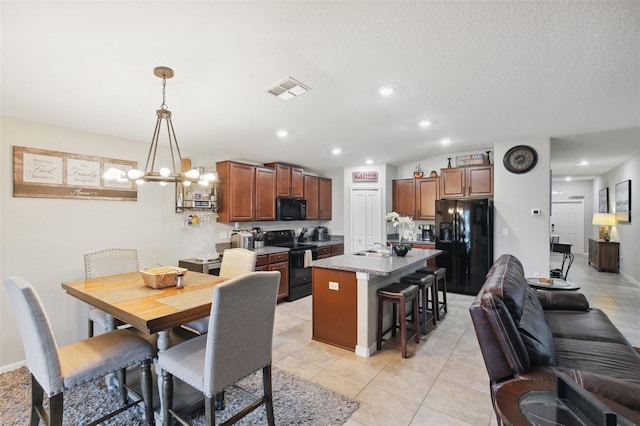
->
103, 66, 217, 187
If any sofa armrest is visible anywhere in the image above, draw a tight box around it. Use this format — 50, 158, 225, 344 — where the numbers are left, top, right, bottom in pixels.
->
535, 290, 589, 311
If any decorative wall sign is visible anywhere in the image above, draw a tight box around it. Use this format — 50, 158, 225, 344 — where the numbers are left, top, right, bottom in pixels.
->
598, 187, 609, 213
615, 180, 631, 223
352, 171, 378, 183
13, 146, 138, 201
455, 153, 487, 167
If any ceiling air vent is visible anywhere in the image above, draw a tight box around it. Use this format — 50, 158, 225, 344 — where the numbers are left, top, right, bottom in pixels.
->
266, 77, 311, 101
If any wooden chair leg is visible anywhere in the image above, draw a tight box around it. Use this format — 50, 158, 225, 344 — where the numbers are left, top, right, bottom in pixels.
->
263, 365, 275, 426
117, 368, 126, 405
399, 296, 407, 358
30, 374, 44, 426
49, 392, 63, 426
413, 293, 420, 343
377, 296, 383, 350
161, 369, 173, 426
88, 319, 94, 338
205, 396, 215, 426
140, 360, 154, 426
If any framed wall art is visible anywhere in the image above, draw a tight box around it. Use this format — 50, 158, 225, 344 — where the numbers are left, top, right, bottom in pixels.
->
598, 187, 609, 213
615, 180, 631, 223
13, 145, 138, 201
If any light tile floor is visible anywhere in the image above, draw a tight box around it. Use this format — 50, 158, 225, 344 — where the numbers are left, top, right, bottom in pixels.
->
271, 253, 640, 425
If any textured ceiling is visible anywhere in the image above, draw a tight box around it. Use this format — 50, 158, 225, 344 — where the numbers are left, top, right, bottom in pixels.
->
2, 1, 639, 177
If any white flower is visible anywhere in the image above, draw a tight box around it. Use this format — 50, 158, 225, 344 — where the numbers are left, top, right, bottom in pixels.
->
386, 211, 417, 249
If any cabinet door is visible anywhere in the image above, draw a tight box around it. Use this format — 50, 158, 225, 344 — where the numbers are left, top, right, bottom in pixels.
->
291, 167, 305, 198
269, 261, 289, 301
468, 166, 493, 197
304, 176, 320, 220
228, 162, 256, 221
439, 168, 465, 198
331, 243, 344, 256
272, 163, 292, 198
392, 179, 416, 217
317, 246, 332, 259
318, 178, 332, 220
255, 167, 276, 221
416, 178, 439, 220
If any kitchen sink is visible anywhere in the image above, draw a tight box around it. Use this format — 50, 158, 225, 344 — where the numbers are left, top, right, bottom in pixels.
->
354, 249, 391, 258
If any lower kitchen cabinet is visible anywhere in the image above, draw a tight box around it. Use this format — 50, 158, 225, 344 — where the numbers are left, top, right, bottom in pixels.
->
317, 243, 344, 259
256, 252, 290, 302
411, 243, 437, 267
588, 239, 619, 273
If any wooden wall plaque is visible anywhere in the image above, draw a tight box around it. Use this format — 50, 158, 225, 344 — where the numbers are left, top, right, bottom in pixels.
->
13, 146, 138, 201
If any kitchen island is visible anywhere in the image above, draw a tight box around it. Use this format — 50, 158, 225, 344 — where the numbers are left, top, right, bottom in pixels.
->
311, 248, 441, 357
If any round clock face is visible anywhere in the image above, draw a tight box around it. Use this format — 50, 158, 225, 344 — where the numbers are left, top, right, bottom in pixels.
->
503, 145, 538, 174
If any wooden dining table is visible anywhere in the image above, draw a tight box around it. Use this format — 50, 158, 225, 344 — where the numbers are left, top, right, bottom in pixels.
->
62, 270, 226, 351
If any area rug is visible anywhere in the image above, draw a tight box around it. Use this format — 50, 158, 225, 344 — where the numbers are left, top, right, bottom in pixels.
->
0, 366, 359, 425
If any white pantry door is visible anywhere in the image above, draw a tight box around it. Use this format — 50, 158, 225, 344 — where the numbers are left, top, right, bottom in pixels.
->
350, 188, 381, 253
551, 200, 585, 254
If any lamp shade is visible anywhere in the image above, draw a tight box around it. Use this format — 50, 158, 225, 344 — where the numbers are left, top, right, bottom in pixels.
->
592, 213, 616, 226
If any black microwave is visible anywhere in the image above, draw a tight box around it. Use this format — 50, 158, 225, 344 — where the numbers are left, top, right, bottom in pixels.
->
276, 198, 307, 221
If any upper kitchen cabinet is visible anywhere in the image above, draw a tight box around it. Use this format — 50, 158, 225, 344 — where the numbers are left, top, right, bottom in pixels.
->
318, 177, 332, 220
415, 177, 439, 220
392, 177, 439, 220
392, 179, 416, 217
216, 161, 276, 222
304, 175, 332, 220
439, 165, 493, 199
265, 162, 304, 198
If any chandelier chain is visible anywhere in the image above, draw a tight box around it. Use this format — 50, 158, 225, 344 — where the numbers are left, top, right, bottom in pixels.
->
161, 76, 168, 110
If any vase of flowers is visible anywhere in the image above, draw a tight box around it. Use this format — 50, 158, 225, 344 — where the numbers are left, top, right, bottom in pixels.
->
385, 211, 417, 257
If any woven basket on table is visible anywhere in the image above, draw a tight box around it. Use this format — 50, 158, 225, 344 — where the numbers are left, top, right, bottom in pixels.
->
139, 266, 188, 289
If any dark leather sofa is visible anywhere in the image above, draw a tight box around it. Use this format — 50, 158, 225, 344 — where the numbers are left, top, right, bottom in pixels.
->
470, 254, 640, 422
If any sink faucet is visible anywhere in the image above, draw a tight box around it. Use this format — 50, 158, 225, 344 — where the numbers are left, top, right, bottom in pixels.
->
372, 242, 392, 255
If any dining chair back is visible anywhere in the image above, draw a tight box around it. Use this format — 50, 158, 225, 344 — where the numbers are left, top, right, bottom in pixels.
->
4, 276, 154, 425
182, 248, 257, 335
158, 271, 280, 426
84, 248, 139, 337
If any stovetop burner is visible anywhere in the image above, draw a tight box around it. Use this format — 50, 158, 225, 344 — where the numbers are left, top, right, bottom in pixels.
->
263, 229, 316, 251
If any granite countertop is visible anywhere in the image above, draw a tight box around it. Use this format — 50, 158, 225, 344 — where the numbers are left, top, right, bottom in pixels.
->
387, 238, 435, 245
303, 237, 344, 247
312, 248, 441, 276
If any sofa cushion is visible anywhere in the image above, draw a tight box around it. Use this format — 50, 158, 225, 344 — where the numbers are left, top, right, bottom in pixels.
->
517, 288, 556, 366
483, 255, 529, 323
554, 337, 640, 385
546, 309, 632, 344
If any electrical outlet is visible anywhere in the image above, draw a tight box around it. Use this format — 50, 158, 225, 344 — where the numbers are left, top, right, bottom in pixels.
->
502, 228, 509, 236
329, 281, 339, 291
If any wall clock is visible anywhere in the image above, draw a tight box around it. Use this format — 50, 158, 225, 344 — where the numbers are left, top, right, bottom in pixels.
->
503, 145, 538, 174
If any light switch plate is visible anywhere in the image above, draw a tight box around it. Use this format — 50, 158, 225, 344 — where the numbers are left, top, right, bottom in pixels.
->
329, 281, 339, 291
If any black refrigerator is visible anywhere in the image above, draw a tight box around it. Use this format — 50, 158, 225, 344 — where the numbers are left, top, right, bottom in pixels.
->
435, 199, 493, 295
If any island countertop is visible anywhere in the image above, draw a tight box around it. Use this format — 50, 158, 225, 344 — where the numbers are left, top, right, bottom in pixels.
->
311, 248, 441, 276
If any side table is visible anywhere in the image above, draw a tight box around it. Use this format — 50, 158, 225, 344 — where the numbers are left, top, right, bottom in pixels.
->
526, 278, 580, 291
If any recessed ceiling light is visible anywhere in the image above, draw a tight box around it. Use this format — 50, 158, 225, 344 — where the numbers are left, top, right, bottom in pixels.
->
332, 148, 341, 155
378, 86, 395, 96
276, 130, 289, 138
576, 160, 589, 166
565, 177, 572, 181
441, 138, 451, 145
418, 120, 432, 128
365, 159, 373, 165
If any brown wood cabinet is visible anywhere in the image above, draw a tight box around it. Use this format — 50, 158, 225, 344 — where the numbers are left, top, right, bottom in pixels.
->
317, 246, 332, 259
392, 177, 439, 219
416, 178, 439, 220
588, 239, 619, 273
312, 267, 357, 351
256, 252, 290, 301
216, 161, 276, 222
440, 165, 493, 198
304, 176, 332, 220
331, 243, 344, 256
392, 179, 416, 217
265, 163, 304, 198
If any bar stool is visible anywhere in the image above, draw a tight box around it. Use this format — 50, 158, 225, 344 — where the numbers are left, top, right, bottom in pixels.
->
416, 266, 447, 320
377, 282, 420, 358
400, 272, 437, 334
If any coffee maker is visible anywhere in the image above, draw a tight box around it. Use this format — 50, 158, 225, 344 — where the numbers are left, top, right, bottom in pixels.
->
420, 224, 434, 241
313, 226, 329, 242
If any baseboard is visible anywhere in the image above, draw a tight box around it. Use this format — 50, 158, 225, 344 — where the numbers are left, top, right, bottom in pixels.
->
0, 360, 26, 374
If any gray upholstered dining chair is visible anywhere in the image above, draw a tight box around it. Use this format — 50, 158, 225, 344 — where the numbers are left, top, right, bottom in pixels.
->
84, 248, 139, 337
158, 271, 280, 426
182, 248, 257, 335
4, 276, 154, 426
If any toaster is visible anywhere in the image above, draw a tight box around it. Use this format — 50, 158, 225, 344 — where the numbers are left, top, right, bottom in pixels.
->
230, 231, 254, 249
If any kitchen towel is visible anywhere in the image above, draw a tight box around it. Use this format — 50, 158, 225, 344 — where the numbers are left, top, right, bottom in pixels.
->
304, 249, 313, 268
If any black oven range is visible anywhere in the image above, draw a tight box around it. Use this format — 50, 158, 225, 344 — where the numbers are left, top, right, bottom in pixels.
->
263, 230, 318, 301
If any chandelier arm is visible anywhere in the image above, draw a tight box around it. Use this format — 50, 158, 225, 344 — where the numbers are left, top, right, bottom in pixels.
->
167, 118, 184, 174
144, 115, 163, 173
164, 117, 179, 175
